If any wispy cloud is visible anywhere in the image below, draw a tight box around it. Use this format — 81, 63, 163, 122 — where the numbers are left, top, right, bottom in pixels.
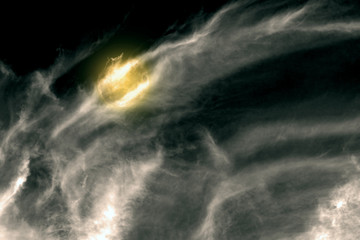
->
0, 0, 360, 239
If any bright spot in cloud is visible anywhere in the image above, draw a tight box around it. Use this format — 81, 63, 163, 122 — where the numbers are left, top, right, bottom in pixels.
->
104, 60, 139, 84
317, 233, 329, 240
103, 205, 116, 220
89, 227, 112, 240
97, 58, 150, 109
336, 200, 345, 209
15, 177, 26, 190
0, 174, 28, 216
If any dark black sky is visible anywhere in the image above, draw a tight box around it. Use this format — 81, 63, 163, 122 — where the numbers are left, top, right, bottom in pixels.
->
0, 1, 230, 76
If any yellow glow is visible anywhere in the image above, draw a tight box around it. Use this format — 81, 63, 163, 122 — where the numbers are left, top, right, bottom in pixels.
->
114, 80, 150, 107
97, 58, 150, 109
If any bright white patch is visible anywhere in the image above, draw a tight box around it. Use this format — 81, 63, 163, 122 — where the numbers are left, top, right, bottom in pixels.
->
336, 200, 345, 209
103, 205, 116, 220
0, 160, 29, 217
317, 233, 329, 240
73, 157, 162, 240
103, 60, 138, 84
15, 177, 26, 190
294, 178, 360, 240
114, 80, 150, 108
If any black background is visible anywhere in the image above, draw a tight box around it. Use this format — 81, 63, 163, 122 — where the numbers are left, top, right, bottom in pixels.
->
0, 1, 230, 76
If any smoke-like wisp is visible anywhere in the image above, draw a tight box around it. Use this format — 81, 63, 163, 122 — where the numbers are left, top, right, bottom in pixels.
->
1, 0, 360, 239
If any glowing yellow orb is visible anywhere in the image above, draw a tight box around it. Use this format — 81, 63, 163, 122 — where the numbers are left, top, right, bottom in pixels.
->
97, 58, 150, 109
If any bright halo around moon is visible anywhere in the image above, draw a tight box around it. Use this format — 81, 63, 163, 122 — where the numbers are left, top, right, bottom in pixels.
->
96, 58, 150, 109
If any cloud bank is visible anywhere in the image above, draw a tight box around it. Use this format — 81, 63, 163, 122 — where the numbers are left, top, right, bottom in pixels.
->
1, 0, 360, 239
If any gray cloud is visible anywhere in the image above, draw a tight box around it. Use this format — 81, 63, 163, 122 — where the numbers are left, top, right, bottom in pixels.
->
0, 0, 360, 239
